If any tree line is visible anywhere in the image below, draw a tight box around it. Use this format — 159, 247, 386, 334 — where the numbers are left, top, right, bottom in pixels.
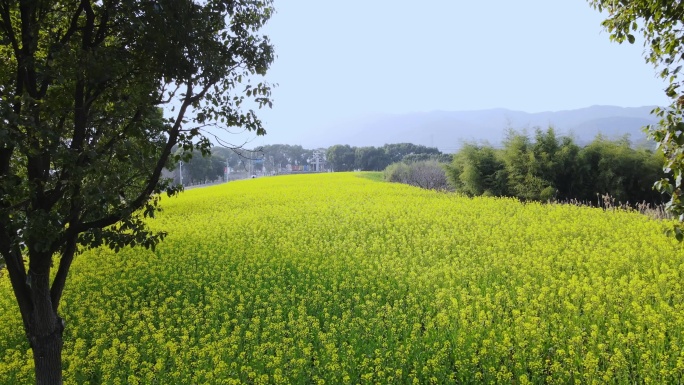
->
444, 128, 665, 204
326, 143, 448, 171
174, 143, 449, 181
177, 131, 664, 207
171, 144, 317, 183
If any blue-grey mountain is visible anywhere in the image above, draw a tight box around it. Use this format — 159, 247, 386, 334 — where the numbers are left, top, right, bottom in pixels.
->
307, 105, 658, 152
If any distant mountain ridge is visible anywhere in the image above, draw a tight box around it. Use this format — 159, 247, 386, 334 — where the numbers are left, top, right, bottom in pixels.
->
309, 105, 659, 152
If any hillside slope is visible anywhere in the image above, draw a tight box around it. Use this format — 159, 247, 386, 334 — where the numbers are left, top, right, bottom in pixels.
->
311, 105, 658, 151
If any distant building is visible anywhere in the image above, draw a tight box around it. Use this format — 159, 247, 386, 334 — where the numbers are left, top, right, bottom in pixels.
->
311, 148, 327, 172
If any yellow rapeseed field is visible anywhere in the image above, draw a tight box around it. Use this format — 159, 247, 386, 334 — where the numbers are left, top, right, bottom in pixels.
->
1, 173, 684, 384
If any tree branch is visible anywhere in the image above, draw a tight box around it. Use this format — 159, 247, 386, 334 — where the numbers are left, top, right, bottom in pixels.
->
81, 0, 95, 49
75, 92, 193, 233
155, 83, 182, 105
19, 0, 39, 97
0, 225, 31, 333
37, 2, 85, 98
0, 0, 21, 56
93, 0, 111, 46
187, 81, 215, 105
50, 229, 77, 312
59, 2, 84, 46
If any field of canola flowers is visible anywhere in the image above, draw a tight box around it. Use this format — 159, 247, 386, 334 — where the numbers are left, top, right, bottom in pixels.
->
2, 172, 684, 384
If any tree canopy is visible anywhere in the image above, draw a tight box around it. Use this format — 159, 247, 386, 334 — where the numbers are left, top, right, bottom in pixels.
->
444, 129, 664, 204
326, 144, 356, 172
326, 143, 442, 172
589, 0, 684, 237
0, 0, 274, 383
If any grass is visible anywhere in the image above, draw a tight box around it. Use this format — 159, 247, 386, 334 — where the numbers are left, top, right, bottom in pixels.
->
357, 171, 384, 182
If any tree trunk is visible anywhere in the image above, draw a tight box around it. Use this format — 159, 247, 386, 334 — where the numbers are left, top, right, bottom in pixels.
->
27, 267, 64, 385
30, 323, 63, 385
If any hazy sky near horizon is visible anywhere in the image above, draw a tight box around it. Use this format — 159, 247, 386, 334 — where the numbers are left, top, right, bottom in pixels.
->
226, 0, 671, 147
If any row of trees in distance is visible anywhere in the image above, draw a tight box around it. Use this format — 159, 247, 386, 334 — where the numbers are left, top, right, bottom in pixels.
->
179, 131, 664, 207
169, 145, 316, 184
174, 143, 449, 183
219, 145, 315, 174
326, 143, 449, 171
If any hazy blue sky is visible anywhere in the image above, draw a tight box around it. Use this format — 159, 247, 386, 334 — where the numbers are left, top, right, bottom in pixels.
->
225, 0, 670, 147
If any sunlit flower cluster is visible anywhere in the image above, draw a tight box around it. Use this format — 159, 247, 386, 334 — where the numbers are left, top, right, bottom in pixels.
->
1, 172, 683, 384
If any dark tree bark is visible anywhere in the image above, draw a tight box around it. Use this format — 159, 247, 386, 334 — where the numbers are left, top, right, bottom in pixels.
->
27, 259, 65, 385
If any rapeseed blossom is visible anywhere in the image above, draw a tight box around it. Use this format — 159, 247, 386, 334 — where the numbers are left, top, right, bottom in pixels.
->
1, 173, 683, 384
